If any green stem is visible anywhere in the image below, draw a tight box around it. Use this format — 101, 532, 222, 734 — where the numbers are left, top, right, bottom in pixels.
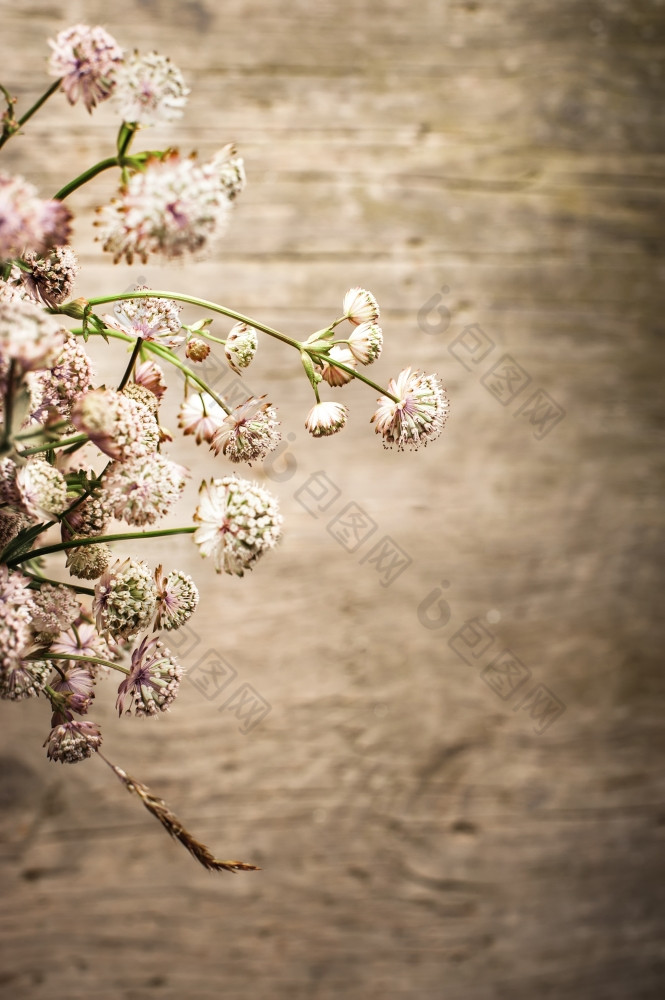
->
307, 349, 398, 401
31, 652, 130, 675
87, 290, 303, 351
13, 420, 69, 441
18, 432, 88, 456
0, 78, 62, 150
0, 359, 16, 452
23, 569, 95, 597
53, 157, 120, 201
118, 336, 143, 390
7, 526, 197, 566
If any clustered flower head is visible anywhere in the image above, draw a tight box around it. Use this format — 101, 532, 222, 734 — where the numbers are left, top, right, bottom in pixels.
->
0, 296, 66, 372
93, 557, 157, 640
194, 476, 283, 576
104, 288, 183, 346
48, 24, 124, 112
210, 396, 281, 464
28, 333, 94, 420
71, 386, 158, 460
116, 634, 182, 717
95, 150, 239, 264
0, 173, 73, 260
112, 50, 189, 126
371, 368, 449, 450
21, 246, 80, 307
45, 718, 103, 762
225, 322, 258, 373
154, 567, 199, 631
101, 453, 188, 526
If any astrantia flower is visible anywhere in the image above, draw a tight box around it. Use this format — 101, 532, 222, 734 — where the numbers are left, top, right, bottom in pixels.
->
343, 287, 379, 326
104, 288, 183, 346
16, 459, 68, 521
52, 621, 116, 672
121, 381, 159, 415
48, 24, 124, 112
348, 321, 383, 365
66, 542, 112, 580
21, 246, 79, 307
28, 334, 94, 421
0, 510, 31, 556
154, 566, 199, 630
185, 337, 210, 362
44, 718, 103, 762
49, 665, 96, 714
210, 396, 281, 464
61, 492, 108, 541
0, 456, 21, 507
116, 634, 182, 717
224, 322, 257, 373
29, 583, 81, 635
305, 401, 348, 437
71, 387, 158, 461
0, 297, 66, 373
194, 476, 282, 576
112, 50, 189, 125
318, 345, 356, 387
96, 151, 233, 264
371, 367, 449, 450
0, 172, 73, 259
1, 659, 50, 701
134, 359, 167, 401
93, 557, 157, 640
101, 454, 188, 526
178, 391, 226, 444
0, 566, 33, 673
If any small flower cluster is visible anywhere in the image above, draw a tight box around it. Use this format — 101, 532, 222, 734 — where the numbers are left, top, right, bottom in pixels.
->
0, 23, 448, 871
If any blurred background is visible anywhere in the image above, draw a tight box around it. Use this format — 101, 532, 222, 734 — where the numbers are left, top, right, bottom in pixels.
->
1, 1, 664, 997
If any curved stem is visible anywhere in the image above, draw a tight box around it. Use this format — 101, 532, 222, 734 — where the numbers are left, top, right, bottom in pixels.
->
53, 157, 120, 201
306, 349, 398, 401
18, 432, 88, 456
0, 78, 62, 150
7, 526, 197, 566
87, 290, 303, 351
31, 652, 130, 675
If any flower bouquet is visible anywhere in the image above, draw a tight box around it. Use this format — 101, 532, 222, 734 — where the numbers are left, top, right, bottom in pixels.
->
0, 25, 448, 872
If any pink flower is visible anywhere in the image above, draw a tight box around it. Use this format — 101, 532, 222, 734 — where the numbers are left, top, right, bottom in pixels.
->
48, 25, 124, 112
371, 368, 449, 450
305, 401, 348, 437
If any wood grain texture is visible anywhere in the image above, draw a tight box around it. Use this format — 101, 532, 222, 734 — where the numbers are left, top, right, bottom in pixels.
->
1, 1, 664, 998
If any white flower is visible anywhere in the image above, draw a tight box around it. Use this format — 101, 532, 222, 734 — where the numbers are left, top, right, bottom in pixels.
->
154, 567, 199, 630
193, 477, 282, 576
305, 401, 348, 437
348, 321, 383, 365
224, 322, 258, 373
93, 557, 157, 640
112, 50, 189, 125
343, 287, 379, 326
178, 391, 226, 444
318, 345, 356, 387
16, 460, 68, 521
104, 287, 183, 346
101, 454, 188, 526
0, 297, 66, 373
96, 151, 234, 264
48, 24, 124, 112
371, 367, 449, 450
116, 635, 182, 717
0, 173, 72, 259
210, 396, 281, 464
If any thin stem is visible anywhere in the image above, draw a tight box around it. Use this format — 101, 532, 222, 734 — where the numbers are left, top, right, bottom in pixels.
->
23, 569, 95, 597
13, 420, 69, 441
117, 336, 143, 390
306, 349, 398, 401
29, 652, 130, 675
0, 359, 16, 451
8, 526, 197, 566
18, 432, 88, 456
53, 157, 120, 201
142, 341, 231, 414
0, 78, 62, 150
86, 290, 303, 351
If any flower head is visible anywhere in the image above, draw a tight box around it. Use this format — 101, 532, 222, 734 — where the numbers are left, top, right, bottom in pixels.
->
21, 246, 79, 307
185, 337, 210, 362
44, 718, 103, 762
61, 491, 108, 541
96, 151, 234, 264
0, 172, 73, 259
224, 322, 258, 374
101, 454, 188, 526
0, 297, 66, 373
1, 659, 50, 701
0, 566, 34, 675
66, 542, 113, 580
93, 557, 157, 640
134, 359, 167, 401
305, 401, 348, 437
211, 144, 246, 201
178, 391, 226, 444
28, 333, 94, 421
48, 24, 124, 112
343, 287, 379, 326
29, 583, 81, 635
71, 387, 158, 461
348, 321, 383, 365
210, 396, 281, 464
318, 345, 356, 387
49, 665, 96, 714
154, 567, 199, 631
116, 635, 183, 717
52, 621, 116, 672
371, 367, 449, 450
194, 476, 282, 575
112, 50, 189, 125
104, 288, 183, 346
16, 459, 68, 521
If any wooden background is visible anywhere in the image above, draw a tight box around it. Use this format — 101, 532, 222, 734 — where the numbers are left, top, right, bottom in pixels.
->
1, 1, 664, 997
